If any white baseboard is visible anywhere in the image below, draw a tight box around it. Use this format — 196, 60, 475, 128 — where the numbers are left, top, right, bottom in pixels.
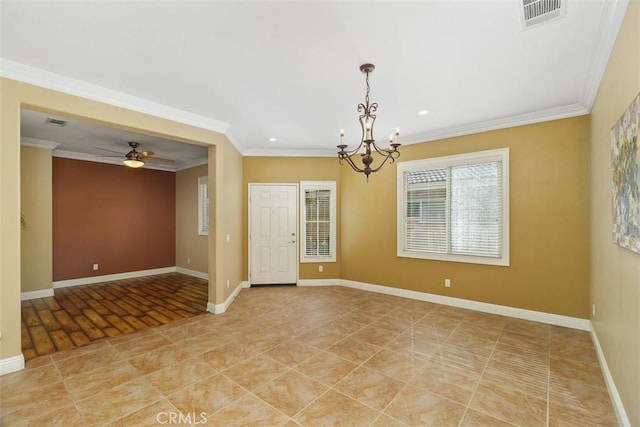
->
298, 278, 340, 287
21, 288, 55, 301
591, 324, 631, 427
175, 267, 208, 280
52, 266, 177, 288
338, 279, 591, 331
0, 354, 25, 376
208, 281, 250, 314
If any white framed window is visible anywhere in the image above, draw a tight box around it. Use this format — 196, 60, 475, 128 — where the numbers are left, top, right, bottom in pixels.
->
300, 181, 336, 263
198, 176, 209, 235
397, 148, 509, 266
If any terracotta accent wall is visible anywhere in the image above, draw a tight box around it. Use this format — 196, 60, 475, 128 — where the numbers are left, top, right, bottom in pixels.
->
53, 158, 176, 281
590, 1, 639, 423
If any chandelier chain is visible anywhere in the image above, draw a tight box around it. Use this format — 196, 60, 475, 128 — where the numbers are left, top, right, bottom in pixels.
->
364, 70, 371, 107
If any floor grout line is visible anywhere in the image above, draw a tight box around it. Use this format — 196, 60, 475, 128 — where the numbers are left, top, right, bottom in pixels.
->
10, 284, 617, 426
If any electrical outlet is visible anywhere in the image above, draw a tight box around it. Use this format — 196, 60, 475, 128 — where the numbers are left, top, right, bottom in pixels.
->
318, 265, 323, 273
93, 263, 99, 271
592, 304, 596, 316
445, 278, 451, 288
187, 258, 191, 264
226, 279, 230, 289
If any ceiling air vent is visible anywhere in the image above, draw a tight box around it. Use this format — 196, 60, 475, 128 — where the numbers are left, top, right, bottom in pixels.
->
45, 118, 68, 127
520, 0, 566, 30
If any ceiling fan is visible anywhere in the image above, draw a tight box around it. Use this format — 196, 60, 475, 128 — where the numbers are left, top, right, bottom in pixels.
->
97, 141, 174, 168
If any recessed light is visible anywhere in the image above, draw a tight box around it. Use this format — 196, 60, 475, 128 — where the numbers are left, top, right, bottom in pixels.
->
268, 137, 278, 143
418, 110, 430, 116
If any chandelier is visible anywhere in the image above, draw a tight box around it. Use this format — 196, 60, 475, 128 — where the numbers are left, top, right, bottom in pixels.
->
337, 63, 400, 182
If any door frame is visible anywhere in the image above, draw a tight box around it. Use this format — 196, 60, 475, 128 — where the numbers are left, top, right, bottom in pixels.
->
248, 183, 299, 286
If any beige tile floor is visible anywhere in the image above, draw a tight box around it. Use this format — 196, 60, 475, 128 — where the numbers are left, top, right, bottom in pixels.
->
0, 286, 618, 426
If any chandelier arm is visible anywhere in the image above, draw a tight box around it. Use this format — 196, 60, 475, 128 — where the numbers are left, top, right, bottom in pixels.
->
368, 152, 397, 174
339, 154, 366, 173
340, 147, 400, 175
370, 141, 394, 155
347, 143, 365, 156
338, 142, 365, 157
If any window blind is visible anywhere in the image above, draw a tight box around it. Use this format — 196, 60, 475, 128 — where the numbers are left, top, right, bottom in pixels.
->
405, 168, 448, 253
198, 177, 209, 235
450, 162, 502, 258
402, 161, 502, 259
304, 189, 331, 257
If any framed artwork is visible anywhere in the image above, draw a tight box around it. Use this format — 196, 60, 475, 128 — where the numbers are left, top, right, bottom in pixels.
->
610, 91, 640, 254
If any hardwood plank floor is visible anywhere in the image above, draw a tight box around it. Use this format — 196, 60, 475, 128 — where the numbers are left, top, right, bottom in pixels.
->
21, 273, 208, 361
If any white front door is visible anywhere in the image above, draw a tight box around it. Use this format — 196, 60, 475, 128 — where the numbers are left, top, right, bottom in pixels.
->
249, 184, 298, 285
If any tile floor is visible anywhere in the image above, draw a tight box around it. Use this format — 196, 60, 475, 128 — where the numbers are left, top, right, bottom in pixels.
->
1, 285, 618, 426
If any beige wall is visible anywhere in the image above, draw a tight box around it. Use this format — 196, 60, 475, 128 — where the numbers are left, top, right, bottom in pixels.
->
590, 1, 640, 424
241, 121, 590, 320
340, 116, 591, 319
221, 144, 243, 301
242, 157, 341, 281
0, 78, 238, 362
176, 163, 209, 274
20, 146, 53, 293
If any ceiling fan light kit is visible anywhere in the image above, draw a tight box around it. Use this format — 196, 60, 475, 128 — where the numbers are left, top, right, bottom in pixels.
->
337, 63, 401, 182
123, 158, 145, 168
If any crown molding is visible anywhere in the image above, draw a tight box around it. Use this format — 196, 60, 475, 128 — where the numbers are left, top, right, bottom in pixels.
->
53, 149, 177, 172
175, 158, 208, 172
578, 0, 630, 110
1, 58, 237, 146
222, 126, 246, 155
207, 102, 590, 158
242, 148, 337, 157
402, 103, 589, 145
20, 137, 60, 150
21, 136, 200, 172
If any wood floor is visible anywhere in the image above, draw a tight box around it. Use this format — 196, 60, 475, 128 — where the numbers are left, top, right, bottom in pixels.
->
21, 273, 208, 361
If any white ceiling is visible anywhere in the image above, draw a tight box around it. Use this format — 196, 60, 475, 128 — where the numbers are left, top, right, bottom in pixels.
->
0, 1, 629, 166
20, 109, 208, 171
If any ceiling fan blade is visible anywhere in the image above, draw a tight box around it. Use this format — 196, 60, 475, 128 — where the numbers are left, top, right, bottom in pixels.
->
96, 147, 126, 155
138, 151, 155, 158
146, 156, 175, 164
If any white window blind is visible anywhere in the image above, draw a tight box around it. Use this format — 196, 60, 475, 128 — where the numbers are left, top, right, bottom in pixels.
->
198, 176, 209, 235
300, 181, 336, 262
398, 148, 509, 266
405, 168, 448, 253
305, 189, 331, 257
450, 162, 502, 257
